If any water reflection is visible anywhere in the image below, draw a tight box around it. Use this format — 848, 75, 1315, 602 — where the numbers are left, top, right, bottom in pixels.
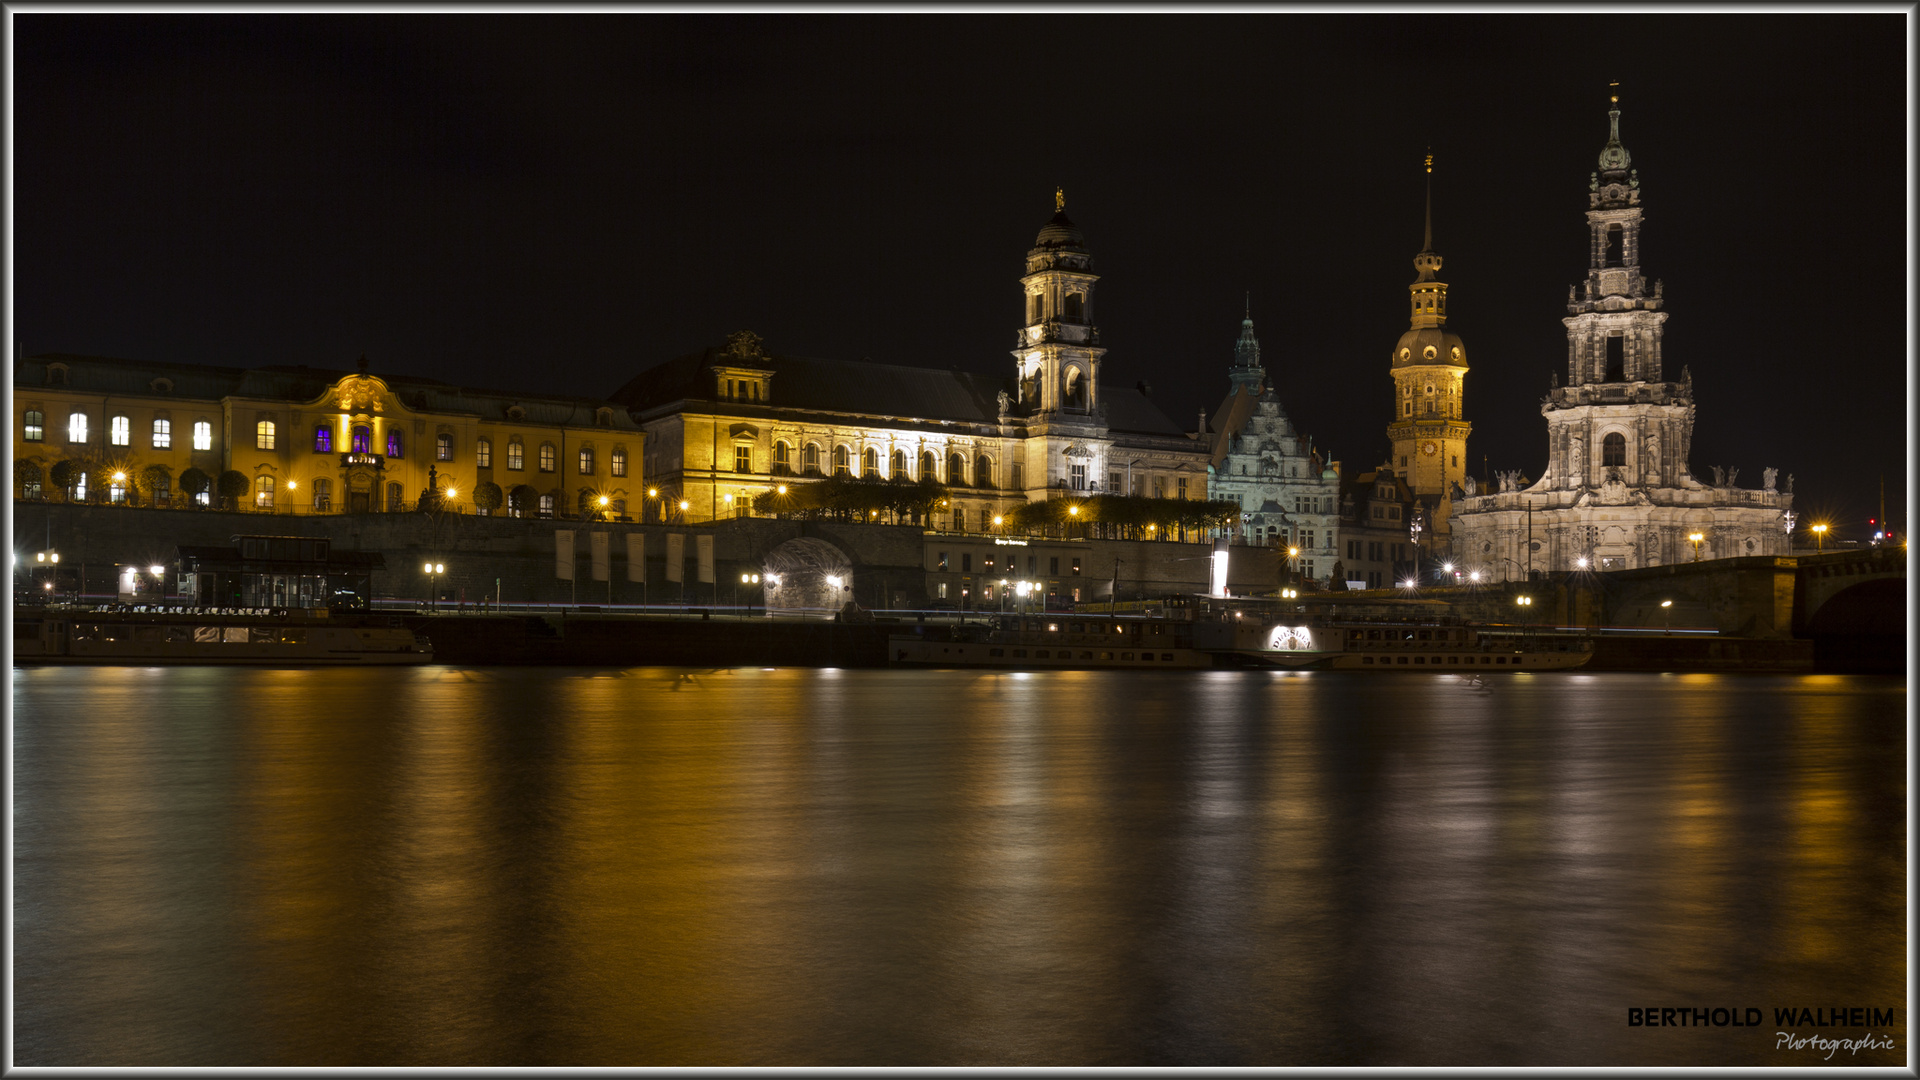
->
13, 667, 1905, 1066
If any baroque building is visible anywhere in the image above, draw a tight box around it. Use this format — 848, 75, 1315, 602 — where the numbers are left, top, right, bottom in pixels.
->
1205, 307, 1342, 584
614, 195, 1211, 536
13, 353, 644, 520
1384, 156, 1471, 550
1450, 94, 1793, 575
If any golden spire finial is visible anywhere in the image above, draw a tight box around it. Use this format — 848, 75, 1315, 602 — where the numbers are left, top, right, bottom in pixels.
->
1425, 149, 1433, 174
1609, 80, 1619, 105
1055, 187, 1064, 213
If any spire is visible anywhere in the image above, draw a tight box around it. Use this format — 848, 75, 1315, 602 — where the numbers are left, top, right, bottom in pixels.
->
1055, 186, 1065, 213
1422, 149, 1434, 253
1598, 82, 1632, 174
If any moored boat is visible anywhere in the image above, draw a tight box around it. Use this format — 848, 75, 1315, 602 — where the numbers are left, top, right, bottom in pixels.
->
1192, 610, 1593, 671
889, 611, 1215, 669
12, 606, 433, 665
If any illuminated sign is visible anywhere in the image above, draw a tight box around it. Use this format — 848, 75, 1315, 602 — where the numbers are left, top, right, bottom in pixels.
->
993, 538, 1029, 546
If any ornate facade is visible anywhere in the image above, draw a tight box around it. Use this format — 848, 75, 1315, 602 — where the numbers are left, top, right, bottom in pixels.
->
1206, 309, 1342, 583
1384, 158, 1472, 548
1451, 94, 1793, 574
617, 196, 1211, 532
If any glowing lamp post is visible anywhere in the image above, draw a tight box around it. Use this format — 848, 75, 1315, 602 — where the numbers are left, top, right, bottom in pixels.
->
1811, 523, 1827, 552
424, 561, 445, 612
1287, 545, 1300, 586
1688, 531, 1705, 562
1660, 598, 1673, 635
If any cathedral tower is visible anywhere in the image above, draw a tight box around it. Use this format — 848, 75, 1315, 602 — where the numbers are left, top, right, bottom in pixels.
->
1013, 189, 1106, 418
1385, 155, 1471, 518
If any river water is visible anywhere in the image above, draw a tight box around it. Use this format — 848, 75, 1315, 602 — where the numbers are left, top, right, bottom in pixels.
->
11, 665, 1906, 1067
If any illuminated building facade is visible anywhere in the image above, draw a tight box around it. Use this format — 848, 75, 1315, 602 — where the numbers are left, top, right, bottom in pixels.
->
12, 354, 644, 520
1205, 310, 1342, 584
615, 196, 1210, 529
1450, 94, 1793, 574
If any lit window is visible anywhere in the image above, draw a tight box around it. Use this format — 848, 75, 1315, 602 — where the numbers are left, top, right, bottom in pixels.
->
109, 478, 127, 503
254, 475, 275, 509
255, 420, 276, 450
1070, 462, 1086, 490
68, 411, 88, 443
773, 441, 791, 474
538, 493, 555, 518
387, 482, 403, 511
833, 445, 850, 478
24, 410, 43, 441
387, 430, 403, 458
921, 451, 936, 480
863, 447, 878, 477
111, 415, 131, 446
152, 419, 171, 448
476, 438, 492, 468
735, 445, 751, 473
314, 425, 332, 453
437, 433, 453, 462
803, 444, 820, 474
538, 443, 555, 472
351, 426, 371, 453
976, 454, 992, 490
149, 472, 170, 503
892, 449, 906, 478
579, 447, 595, 474
507, 439, 524, 470
950, 453, 966, 486
312, 478, 332, 510
612, 447, 627, 476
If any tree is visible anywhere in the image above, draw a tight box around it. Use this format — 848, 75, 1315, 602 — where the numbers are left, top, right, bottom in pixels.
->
217, 470, 250, 510
472, 481, 503, 513
178, 467, 212, 508
48, 459, 80, 501
15, 459, 44, 499
141, 464, 173, 507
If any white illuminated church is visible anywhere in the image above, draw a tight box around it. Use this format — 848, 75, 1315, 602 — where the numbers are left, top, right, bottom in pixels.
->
1450, 94, 1794, 574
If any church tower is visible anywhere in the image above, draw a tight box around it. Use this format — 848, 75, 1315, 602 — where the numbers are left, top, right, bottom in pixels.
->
1385, 155, 1471, 520
1013, 189, 1106, 418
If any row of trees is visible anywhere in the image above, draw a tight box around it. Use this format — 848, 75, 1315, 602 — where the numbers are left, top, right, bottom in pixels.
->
751, 474, 951, 523
16, 458, 240, 506
1006, 493, 1244, 540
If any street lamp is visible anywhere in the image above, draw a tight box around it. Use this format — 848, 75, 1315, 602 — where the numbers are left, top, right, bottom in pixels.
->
1660, 598, 1673, 635
1287, 545, 1299, 585
424, 561, 445, 612
1688, 531, 1705, 562
1811, 523, 1827, 552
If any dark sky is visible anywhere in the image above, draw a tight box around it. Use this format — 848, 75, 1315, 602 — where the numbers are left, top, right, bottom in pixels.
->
15, 14, 1910, 540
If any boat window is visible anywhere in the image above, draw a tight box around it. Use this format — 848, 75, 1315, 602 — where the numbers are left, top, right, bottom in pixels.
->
280, 629, 306, 644
223, 627, 249, 643
1122, 652, 1134, 661
166, 627, 193, 643
135, 626, 165, 642
1397, 656, 1409, 664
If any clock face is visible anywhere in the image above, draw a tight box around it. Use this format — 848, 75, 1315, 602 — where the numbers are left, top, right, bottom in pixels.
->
1421, 441, 1439, 456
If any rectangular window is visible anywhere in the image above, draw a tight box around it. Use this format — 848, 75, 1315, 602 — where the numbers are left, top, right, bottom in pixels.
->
437, 433, 454, 462
539, 444, 555, 472
388, 430, 403, 458
1010, 462, 1023, 489
24, 410, 44, 441
735, 446, 751, 473
936, 551, 948, 571
314, 425, 332, 453
938, 582, 948, 599
579, 448, 594, 474
1050, 556, 1059, 575
476, 439, 492, 468
257, 420, 276, 450
110, 415, 131, 446
961, 553, 971, 572
1177, 477, 1187, 499
1108, 471, 1122, 492
1070, 557, 1081, 576
612, 448, 627, 476
68, 412, 88, 443
953, 508, 965, 532
1070, 463, 1086, 490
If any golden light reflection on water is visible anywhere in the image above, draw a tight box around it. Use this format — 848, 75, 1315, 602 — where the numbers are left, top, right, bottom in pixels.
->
11, 667, 1906, 1067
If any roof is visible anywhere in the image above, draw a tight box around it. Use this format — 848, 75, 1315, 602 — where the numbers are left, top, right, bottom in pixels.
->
613, 345, 1190, 437
1204, 384, 1262, 469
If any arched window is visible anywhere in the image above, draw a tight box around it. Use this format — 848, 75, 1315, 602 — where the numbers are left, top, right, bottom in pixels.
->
975, 454, 993, 490
891, 449, 906, 478
1029, 293, 1044, 323
111, 415, 131, 446
311, 478, 332, 510
257, 420, 276, 450
314, 425, 332, 453
68, 411, 88, 443
1064, 292, 1084, 320
24, 410, 43, 441
802, 443, 821, 474
948, 452, 967, 487
351, 425, 371, 453
538, 442, 556, 472
504, 439, 523, 470
387, 482, 404, 511
387, 430, 403, 458
254, 475, 276, 509
538, 493, 555, 518
1602, 432, 1626, 467
437, 433, 454, 461
921, 450, 937, 481
1063, 368, 1086, 410
1604, 224, 1623, 268
862, 447, 878, 477
611, 446, 627, 477
194, 420, 213, 450
833, 445, 850, 477
579, 447, 595, 474
474, 438, 492, 468
773, 441, 791, 474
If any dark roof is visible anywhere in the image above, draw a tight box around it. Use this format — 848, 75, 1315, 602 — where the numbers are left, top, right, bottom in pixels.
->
614, 346, 1190, 437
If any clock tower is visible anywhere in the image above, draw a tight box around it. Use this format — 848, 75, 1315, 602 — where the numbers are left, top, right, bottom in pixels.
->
1385, 155, 1472, 528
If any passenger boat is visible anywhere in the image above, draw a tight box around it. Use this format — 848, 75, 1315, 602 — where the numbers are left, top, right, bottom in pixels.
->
1191, 611, 1593, 671
889, 612, 1216, 669
12, 606, 433, 665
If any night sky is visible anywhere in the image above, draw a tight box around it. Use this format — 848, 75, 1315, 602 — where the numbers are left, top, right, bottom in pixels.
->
15, 14, 1909, 540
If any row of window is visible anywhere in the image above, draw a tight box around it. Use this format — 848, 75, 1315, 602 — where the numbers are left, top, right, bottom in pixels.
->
24, 411, 212, 450
765, 444, 1013, 488
934, 551, 1083, 576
